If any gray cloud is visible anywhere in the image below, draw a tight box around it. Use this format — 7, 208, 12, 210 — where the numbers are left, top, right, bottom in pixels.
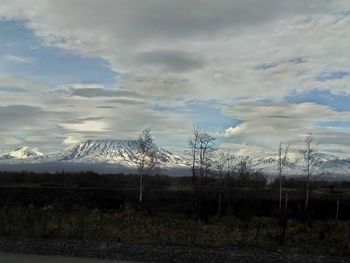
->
70, 88, 138, 98
32, 0, 330, 41
136, 50, 204, 72
0, 105, 73, 151
107, 98, 145, 105
96, 105, 115, 109
0, 105, 50, 129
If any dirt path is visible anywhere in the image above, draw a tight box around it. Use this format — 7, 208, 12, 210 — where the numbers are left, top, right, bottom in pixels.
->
0, 253, 140, 263
0, 238, 348, 263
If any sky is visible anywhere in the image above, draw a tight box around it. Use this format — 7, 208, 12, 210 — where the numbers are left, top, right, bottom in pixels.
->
0, 0, 350, 157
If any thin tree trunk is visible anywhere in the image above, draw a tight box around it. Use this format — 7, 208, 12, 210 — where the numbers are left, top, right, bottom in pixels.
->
278, 142, 282, 215
217, 190, 222, 217
139, 173, 144, 209
280, 191, 289, 245
279, 172, 282, 214
305, 181, 310, 212
335, 199, 339, 221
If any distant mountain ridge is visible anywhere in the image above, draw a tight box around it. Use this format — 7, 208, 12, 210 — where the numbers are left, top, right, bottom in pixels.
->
0, 140, 349, 177
0, 139, 189, 169
254, 153, 350, 176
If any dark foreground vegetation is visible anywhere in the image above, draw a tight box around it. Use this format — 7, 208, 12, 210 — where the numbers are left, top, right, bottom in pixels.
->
0, 207, 350, 256
0, 171, 349, 260
1, 171, 350, 219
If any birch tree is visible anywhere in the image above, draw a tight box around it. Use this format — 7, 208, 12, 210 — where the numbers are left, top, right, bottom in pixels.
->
277, 142, 290, 214
214, 152, 235, 217
188, 128, 216, 219
188, 128, 216, 182
301, 134, 321, 212
135, 128, 160, 209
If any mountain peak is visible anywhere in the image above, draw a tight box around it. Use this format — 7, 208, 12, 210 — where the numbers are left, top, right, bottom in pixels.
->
57, 139, 188, 168
0, 146, 44, 160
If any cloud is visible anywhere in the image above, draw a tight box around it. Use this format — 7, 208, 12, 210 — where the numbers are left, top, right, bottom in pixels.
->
218, 143, 268, 158
107, 98, 145, 105
0, 0, 350, 157
69, 87, 137, 98
2, 54, 35, 64
135, 50, 205, 72
52, 83, 141, 99
0, 0, 345, 102
0, 105, 50, 129
0, 104, 71, 151
61, 120, 109, 133
0, 75, 48, 94
220, 102, 350, 152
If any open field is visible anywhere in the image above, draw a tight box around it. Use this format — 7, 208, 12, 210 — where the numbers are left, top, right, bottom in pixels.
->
0, 185, 350, 219
0, 172, 349, 258
0, 204, 349, 256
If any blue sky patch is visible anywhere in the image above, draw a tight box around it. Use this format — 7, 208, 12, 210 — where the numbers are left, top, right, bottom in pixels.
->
285, 89, 350, 112
316, 71, 350, 81
0, 87, 28, 93
0, 21, 117, 87
317, 121, 350, 132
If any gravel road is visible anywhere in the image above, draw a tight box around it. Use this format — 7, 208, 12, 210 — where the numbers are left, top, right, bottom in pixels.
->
0, 253, 140, 263
0, 238, 348, 263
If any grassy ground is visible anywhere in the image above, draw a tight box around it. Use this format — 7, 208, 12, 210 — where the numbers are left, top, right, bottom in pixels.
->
0, 207, 349, 256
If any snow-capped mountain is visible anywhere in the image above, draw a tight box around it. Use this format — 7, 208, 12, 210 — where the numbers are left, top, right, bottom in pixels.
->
254, 156, 298, 172
0, 141, 349, 177
49, 139, 188, 167
0, 146, 43, 161
0, 140, 189, 175
254, 152, 350, 176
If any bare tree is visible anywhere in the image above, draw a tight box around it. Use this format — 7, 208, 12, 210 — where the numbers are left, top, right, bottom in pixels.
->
237, 155, 254, 174
188, 128, 216, 182
214, 152, 235, 217
188, 128, 216, 219
236, 156, 253, 185
233, 155, 266, 189
134, 128, 160, 209
277, 142, 290, 214
301, 134, 322, 212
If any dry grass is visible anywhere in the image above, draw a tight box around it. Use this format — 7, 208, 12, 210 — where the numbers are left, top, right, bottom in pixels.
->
0, 207, 349, 255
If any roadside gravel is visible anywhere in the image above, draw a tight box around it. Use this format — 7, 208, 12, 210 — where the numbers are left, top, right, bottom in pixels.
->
0, 238, 348, 263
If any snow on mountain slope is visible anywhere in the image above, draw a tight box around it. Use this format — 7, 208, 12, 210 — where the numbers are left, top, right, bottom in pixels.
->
0, 141, 349, 176
48, 139, 189, 168
254, 153, 350, 176
0, 146, 43, 161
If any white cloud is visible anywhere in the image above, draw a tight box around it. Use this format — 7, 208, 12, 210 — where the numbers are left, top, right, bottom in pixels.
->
2, 54, 35, 64
220, 102, 350, 155
60, 120, 109, 133
218, 143, 268, 158
2, 0, 349, 101
63, 135, 82, 145
0, 1, 350, 156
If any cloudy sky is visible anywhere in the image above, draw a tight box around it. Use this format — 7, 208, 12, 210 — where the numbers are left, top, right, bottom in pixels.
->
0, 0, 350, 157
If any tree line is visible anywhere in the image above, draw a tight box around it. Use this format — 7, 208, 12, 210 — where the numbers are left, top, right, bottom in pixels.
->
133, 128, 325, 221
